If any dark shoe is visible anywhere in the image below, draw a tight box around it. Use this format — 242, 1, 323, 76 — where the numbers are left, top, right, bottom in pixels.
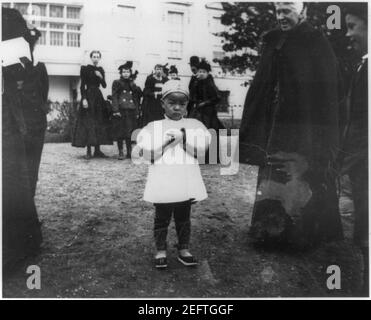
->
94, 151, 108, 158
155, 257, 168, 269
85, 153, 92, 160
177, 255, 198, 266
118, 151, 124, 160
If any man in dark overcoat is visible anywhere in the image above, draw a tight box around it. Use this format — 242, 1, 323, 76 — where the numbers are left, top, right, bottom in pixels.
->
239, 2, 343, 247
2, 7, 48, 272
341, 3, 368, 295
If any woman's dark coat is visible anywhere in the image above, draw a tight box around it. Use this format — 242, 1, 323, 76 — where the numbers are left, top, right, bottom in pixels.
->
188, 74, 198, 116
188, 75, 225, 131
111, 78, 142, 140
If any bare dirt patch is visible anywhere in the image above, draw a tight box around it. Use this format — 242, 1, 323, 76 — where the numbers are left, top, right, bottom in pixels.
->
3, 143, 365, 298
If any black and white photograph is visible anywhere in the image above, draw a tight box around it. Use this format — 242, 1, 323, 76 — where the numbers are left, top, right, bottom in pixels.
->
1, 0, 369, 300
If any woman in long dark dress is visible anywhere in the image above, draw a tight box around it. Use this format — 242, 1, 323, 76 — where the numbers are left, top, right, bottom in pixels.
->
111, 61, 142, 159
72, 51, 112, 158
189, 59, 225, 163
141, 64, 168, 127
2, 7, 47, 271
188, 59, 224, 130
188, 56, 200, 116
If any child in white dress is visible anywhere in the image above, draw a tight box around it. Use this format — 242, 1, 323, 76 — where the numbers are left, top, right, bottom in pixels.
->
134, 80, 211, 268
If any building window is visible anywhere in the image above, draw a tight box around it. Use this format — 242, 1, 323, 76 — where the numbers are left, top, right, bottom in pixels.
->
167, 11, 184, 60
168, 41, 183, 60
117, 5, 135, 20
37, 21, 47, 44
14, 2, 29, 15
49, 22, 63, 46
209, 13, 226, 65
67, 7, 80, 19
5, 3, 82, 48
67, 32, 80, 47
116, 5, 136, 58
117, 5, 135, 36
50, 31, 63, 46
213, 50, 225, 61
50, 5, 63, 18
32, 3, 46, 16
38, 31, 47, 45
210, 16, 224, 33
50, 22, 64, 29
66, 24, 81, 47
67, 25, 81, 31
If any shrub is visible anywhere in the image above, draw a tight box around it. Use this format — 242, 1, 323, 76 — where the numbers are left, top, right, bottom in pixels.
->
46, 100, 77, 143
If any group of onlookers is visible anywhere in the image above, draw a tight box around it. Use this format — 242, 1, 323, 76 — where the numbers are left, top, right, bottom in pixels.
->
71, 54, 224, 160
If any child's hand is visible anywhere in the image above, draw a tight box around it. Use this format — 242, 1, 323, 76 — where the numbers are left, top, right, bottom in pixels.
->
95, 70, 103, 79
82, 99, 88, 108
197, 102, 206, 108
165, 129, 183, 145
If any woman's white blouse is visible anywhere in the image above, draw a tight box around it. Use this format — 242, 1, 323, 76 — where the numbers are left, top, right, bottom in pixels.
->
137, 117, 211, 203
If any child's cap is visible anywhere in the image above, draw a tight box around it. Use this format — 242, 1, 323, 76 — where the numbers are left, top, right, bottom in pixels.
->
162, 80, 189, 99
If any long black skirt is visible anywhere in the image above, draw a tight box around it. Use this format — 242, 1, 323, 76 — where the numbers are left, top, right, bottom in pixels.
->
72, 87, 112, 147
141, 97, 164, 127
188, 105, 225, 131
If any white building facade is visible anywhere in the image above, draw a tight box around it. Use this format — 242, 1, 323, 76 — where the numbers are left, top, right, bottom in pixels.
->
2, 0, 251, 119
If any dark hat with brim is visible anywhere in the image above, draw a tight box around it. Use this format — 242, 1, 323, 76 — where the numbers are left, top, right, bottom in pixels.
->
2, 7, 41, 46
189, 56, 200, 67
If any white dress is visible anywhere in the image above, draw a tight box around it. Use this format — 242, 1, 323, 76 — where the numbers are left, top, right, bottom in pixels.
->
137, 117, 211, 203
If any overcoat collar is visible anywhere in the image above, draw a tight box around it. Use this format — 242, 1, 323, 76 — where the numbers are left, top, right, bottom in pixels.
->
263, 21, 317, 45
